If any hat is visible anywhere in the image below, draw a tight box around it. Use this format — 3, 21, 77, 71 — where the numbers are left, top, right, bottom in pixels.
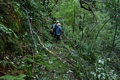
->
57, 23, 61, 26
56, 20, 59, 23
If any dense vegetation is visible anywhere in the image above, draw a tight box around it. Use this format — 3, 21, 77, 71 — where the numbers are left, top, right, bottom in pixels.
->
0, 0, 120, 80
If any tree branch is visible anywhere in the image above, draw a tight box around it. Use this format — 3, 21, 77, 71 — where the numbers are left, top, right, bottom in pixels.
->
80, 0, 92, 11
90, 8, 98, 23
80, 0, 98, 23
95, 18, 111, 40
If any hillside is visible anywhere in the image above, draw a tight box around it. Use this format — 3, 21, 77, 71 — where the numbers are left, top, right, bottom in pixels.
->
0, 0, 120, 80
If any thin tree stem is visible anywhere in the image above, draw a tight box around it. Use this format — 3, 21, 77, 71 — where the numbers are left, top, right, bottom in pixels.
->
73, 1, 76, 33
95, 18, 111, 40
109, 1, 118, 56
24, 8, 38, 77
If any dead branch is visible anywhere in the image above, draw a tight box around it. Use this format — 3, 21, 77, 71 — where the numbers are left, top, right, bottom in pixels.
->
24, 9, 38, 54
33, 31, 74, 68
24, 8, 38, 76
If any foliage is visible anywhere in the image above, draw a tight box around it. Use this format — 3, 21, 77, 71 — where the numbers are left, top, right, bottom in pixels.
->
0, 0, 120, 80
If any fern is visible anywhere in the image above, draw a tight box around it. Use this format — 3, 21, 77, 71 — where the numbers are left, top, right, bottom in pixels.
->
0, 74, 26, 80
0, 23, 18, 38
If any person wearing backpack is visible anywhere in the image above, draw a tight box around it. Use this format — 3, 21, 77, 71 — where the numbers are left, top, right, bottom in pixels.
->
50, 21, 56, 36
54, 22, 62, 41
50, 20, 59, 36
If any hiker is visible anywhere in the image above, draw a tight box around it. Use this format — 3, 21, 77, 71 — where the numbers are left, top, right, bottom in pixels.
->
54, 22, 62, 41
50, 20, 59, 36
50, 21, 56, 36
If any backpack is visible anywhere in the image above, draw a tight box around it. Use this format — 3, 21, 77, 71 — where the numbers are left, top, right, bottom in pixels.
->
51, 24, 55, 29
53, 24, 58, 32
